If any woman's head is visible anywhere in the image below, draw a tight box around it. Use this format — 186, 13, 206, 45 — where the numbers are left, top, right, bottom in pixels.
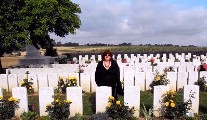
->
102, 50, 113, 61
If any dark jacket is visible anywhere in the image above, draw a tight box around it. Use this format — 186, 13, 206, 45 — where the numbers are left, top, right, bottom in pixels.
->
95, 60, 124, 95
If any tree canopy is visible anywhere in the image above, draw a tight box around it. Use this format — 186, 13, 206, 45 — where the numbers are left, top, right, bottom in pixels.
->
0, 0, 81, 72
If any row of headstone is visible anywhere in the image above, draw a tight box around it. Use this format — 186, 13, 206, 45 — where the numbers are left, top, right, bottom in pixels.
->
1, 71, 206, 93
77, 53, 206, 62
6, 61, 201, 75
6, 67, 79, 74
0, 73, 97, 92
0, 87, 83, 118
123, 71, 206, 91
153, 85, 199, 117
1, 85, 199, 118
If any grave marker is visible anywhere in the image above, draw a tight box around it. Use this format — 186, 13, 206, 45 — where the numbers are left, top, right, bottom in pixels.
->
96, 86, 111, 113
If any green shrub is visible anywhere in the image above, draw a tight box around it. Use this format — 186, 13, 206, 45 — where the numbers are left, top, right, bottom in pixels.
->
106, 96, 135, 119
194, 76, 207, 92
46, 99, 72, 120
0, 96, 19, 119
57, 76, 78, 93
149, 71, 169, 91
20, 111, 38, 120
19, 78, 34, 94
56, 55, 68, 64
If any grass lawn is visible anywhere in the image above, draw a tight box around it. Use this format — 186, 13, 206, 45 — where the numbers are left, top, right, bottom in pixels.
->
22, 91, 207, 117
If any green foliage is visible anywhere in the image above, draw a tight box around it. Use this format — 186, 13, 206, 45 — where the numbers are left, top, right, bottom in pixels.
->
149, 71, 169, 91
140, 104, 153, 120
20, 77, 34, 94
46, 99, 72, 120
45, 47, 58, 57
56, 55, 68, 64
20, 111, 38, 120
0, 96, 19, 119
194, 76, 207, 92
162, 90, 177, 118
68, 113, 83, 120
106, 96, 135, 119
162, 90, 194, 119
163, 66, 175, 72
0, 0, 81, 53
57, 76, 78, 93
91, 112, 110, 120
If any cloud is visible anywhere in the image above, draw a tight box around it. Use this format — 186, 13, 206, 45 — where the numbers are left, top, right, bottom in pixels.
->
51, 0, 207, 46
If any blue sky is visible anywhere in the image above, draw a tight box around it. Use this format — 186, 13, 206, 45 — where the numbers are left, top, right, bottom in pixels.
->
51, 0, 207, 46
164, 0, 207, 8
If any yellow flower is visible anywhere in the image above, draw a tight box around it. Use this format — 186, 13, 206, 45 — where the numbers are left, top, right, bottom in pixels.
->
29, 87, 32, 89
170, 102, 175, 107
55, 99, 59, 103
170, 100, 174, 103
165, 102, 169, 107
109, 96, 115, 101
164, 91, 168, 95
155, 75, 160, 81
116, 101, 121, 105
0, 96, 3, 100
107, 102, 112, 107
46, 104, 51, 108
169, 90, 175, 95
65, 99, 72, 103
8, 97, 15, 101
20, 80, 25, 85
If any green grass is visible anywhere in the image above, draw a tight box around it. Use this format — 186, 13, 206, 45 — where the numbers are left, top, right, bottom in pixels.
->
6, 91, 207, 117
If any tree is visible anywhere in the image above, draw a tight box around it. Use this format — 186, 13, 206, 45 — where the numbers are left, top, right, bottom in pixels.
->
0, 0, 81, 73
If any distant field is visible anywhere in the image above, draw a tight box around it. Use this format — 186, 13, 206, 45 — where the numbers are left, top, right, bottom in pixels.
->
1, 45, 207, 68
1, 56, 23, 68
54, 46, 116, 54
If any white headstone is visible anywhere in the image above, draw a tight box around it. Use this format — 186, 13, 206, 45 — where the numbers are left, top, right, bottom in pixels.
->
12, 87, 28, 117
0, 74, 8, 91
188, 72, 198, 85
145, 72, 155, 91
39, 87, 54, 116
80, 73, 91, 92
0, 87, 3, 97
58, 73, 69, 80
67, 87, 83, 117
177, 72, 188, 91
124, 66, 135, 87
38, 73, 48, 89
28, 74, 38, 92
8, 74, 18, 92
186, 65, 195, 72
178, 65, 186, 72
47, 73, 58, 88
184, 85, 199, 114
124, 86, 140, 117
98, 55, 102, 61
167, 72, 177, 91
96, 86, 112, 113
90, 72, 97, 92
153, 85, 169, 117
135, 72, 145, 91
84, 55, 89, 61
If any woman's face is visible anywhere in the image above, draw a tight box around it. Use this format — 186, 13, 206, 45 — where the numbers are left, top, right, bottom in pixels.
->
104, 54, 111, 61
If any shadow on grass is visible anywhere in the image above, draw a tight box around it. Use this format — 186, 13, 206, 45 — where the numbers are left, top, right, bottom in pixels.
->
89, 92, 96, 114
199, 105, 207, 114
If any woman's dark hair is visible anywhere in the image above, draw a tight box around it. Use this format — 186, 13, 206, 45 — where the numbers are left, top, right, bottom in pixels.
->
102, 50, 113, 60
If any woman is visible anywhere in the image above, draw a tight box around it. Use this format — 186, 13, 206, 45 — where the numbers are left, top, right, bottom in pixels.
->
95, 50, 124, 99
